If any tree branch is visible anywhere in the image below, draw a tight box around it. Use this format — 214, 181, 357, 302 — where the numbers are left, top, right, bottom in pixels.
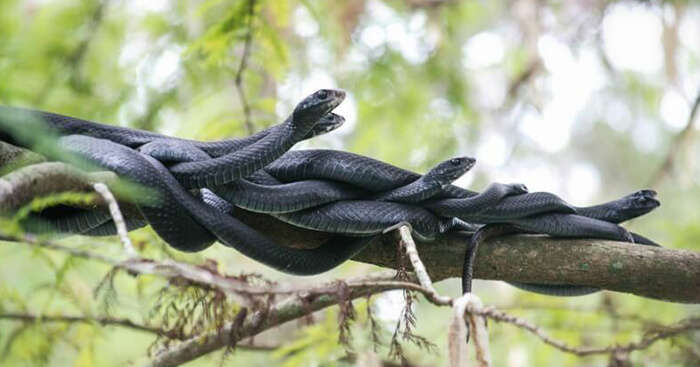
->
232, 209, 700, 303
146, 265, 700, 366
1, 154, 698, 303
0, 141, 698, 304
146, 276, 409, 367
350, 232, 700, 303
0, 161, 116, 212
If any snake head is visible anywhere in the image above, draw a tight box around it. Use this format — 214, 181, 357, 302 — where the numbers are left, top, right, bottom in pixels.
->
292, 89, 346, 133
509, 183, 529, 195
303, 113, 345, 139
618, 189, 660, 216
427, 156, 476, 186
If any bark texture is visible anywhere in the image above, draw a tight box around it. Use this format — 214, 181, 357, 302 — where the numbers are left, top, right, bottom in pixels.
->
236, 211, 700, 304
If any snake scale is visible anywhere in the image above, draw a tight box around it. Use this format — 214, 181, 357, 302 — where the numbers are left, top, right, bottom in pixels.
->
0, 89, 661, 295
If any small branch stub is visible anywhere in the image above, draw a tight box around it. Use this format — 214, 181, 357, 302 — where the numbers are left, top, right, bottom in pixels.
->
93, 182, 137, 257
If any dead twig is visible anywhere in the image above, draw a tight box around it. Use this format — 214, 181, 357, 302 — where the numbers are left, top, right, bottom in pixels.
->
234, 0, 257, 135
0, 312, 181, 339
647, 86, 700, 187
93, 182, 136, 257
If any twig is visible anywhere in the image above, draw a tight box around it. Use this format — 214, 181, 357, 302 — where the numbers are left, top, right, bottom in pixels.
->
450, 294, 491, 367
146, 269, 700, 366
234, 0, 257, 135
648, 86, 700, 187
1, 232, 258, 299
92, 182, 136, 257
33, 0, 110, 105
397, 225, 491, 366
661, 2, 685, 95
396, 225, 451, 304
505, 58, 542, 103
475, 307, 700, 357
0, 312, 180, 339
463, 294, 491, 366
448, 294, 470, 367
405, 0, 455, 8
495, 303, 660, 326
235, 339, 279, 351
3, 231, 405, 298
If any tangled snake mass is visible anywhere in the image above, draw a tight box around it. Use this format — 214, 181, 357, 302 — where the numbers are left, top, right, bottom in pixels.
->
0, 89, 662, 296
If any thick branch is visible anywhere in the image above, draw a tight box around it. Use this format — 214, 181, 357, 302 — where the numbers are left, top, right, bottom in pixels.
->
350, 233, 700, 303
0, 162, 116, 212
231, 210, 700, 303
1, 153, 699, 303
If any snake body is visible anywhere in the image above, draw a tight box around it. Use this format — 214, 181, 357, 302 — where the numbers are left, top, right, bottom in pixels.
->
265, 149, 479, 198
461, 201, 660, 297
56, 134, 372, 274
82, 218, 149, 236
424, 183, 529, 217
22, 206, 113, 235
574, 190, 660, 224
11, 95, 347, 238
212, 156, 474, 215
138, 113, 346, 163
61, 134, 216, 251
168, 90, 345, 188
275, 200, 457, 241
0, 106, 343, 158
212, 179, 368, 214
260, 157, 476, 240
372, 157, 475, 202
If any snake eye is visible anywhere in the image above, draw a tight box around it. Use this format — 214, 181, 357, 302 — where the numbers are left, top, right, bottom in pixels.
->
316, 90, 329, 100
450, 158, 462, 166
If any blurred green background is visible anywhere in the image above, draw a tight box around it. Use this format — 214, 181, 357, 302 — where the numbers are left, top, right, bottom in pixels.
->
1, 0, 699, 365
